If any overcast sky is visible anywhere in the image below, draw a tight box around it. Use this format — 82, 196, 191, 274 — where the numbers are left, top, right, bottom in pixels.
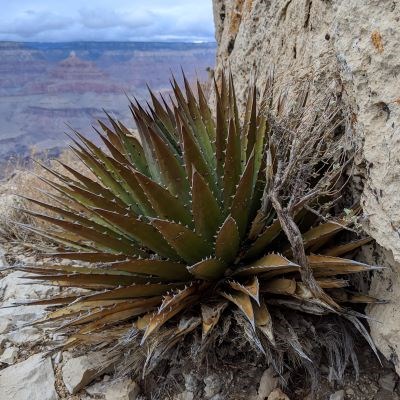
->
0, 0, 215, 42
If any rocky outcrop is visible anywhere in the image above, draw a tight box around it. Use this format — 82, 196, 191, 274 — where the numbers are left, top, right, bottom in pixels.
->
0, 352, 58, 400
85, 376, 140, 400
62, 351, 115, 394
212, 0, 400, 373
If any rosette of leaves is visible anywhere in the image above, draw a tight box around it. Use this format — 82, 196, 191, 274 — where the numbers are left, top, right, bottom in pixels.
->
19, 72, 382, 385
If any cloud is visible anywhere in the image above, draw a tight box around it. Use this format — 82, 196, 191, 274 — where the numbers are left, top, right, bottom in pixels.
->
0, 0, 215, 42
0, 10, 73, 37
78, 8, 152, 30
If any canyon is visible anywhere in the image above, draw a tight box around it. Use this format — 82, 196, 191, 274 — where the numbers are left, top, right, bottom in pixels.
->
0, 41, 215, 167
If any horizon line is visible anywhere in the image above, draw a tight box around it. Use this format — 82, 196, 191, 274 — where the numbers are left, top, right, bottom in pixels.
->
0, 39, 217, 44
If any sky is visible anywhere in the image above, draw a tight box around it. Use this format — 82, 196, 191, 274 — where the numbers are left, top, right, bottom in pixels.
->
0, 0, 215, 42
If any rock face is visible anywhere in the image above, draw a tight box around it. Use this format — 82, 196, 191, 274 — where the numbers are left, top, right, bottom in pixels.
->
86, 376, 140, 400
0, 352, 58, 400
212, 0, 400, 373
62, 351, 115, 394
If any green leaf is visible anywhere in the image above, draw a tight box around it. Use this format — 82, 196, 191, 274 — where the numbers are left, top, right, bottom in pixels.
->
187, 257, 227, 280
134, 170, 193, 227
71, 144, 133, 207
100, 157, 155, 216
148, 88, 177, 141
215, 82, 228, 182
151, 218, 211, 264
197, 80, 215, 143
72, 131, 137, 207
147, 125, 190, 203
57, 161, 125, 206
182, 73, 214, 167
215, 216, 240, 264
232, 254, 298, 277
23, 197, 129, 242
92, 208, 180, 260
230, 153, 255, 238
24, 272, 156, 289
132, 105, 162, 183
181, 123, 216, 195
43, 252, 128, 263
322, 237, 372, 257
191, 169, 221, 242
223, 119, 241, 209
98, 119, 124, 152
83, 283, 184, 301
20, 224, 98, 252
303, 221, 345, 251
97, 128, 131, 166
244, 219, 282, 260
110, 259, 191, 280
115, 121, 150, 176
25, 211, 139, 255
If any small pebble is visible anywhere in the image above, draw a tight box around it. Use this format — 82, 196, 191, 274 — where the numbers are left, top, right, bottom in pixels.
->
329, 390, 344, 400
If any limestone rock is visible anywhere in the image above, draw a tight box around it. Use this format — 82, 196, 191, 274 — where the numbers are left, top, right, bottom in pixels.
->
212, 0, 400, 374
62, 351, 115, 394
0, 317, 11, 335
0, 271, 60, 306
0, 195, 26, 237
173, 392, 194, 400
330, 390, 345, 400
0, 352, 58, 400
3, 326, 43, 346
85, 376, 140, 400
0, 346, 18, 365
0, 246, 8, 268
204, 374, 222, 398
0, 271, 60, 346
267, 388, 290, 400
255, 367, 278, 400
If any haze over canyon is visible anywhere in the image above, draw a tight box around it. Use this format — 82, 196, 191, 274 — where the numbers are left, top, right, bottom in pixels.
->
0, 41, 215, 164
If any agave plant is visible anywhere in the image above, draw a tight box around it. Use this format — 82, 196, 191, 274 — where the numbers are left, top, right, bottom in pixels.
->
20, 72, 381, 387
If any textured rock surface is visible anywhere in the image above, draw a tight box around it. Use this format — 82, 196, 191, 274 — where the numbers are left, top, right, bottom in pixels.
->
86, 376, 141, 400
212, 0, 400, 373
267, 388, 290, 400
62, 351, 115, 394
0, 271, 59, 346
253, 368, 278, 400
0, 352, 58, 400
0, 346, 18, 365
329, 390, 344, 400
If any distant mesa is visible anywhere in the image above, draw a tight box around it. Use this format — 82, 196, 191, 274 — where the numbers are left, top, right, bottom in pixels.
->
25, 51, 122, 95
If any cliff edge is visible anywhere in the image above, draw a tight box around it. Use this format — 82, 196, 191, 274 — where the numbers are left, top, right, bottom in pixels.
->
212, 0, 400, 373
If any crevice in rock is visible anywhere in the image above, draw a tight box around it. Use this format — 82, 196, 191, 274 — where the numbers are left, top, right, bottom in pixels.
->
304, 0, 312, 28
227, 38, 236, 55
279, 0, 293, 22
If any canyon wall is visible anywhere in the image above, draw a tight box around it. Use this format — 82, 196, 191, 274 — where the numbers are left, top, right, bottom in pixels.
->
212, 0, 400, 372
0, 42, 215, 165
